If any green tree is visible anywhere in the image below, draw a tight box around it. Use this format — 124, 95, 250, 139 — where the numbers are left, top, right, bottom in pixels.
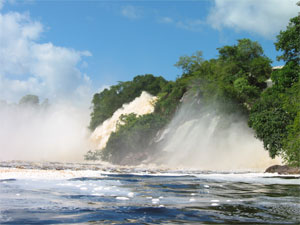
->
283, 112, 300, 166
249, 14, 300, 165
174, 51, 203, 74
19, 95, 39, 106
176, 39, 272, 113
248, 88, 292, 158
275, 14, 300, 63
100, 113, 166, 164
87, 32, 298, 166
89, 74, 167, 130
217, 39, 272, 90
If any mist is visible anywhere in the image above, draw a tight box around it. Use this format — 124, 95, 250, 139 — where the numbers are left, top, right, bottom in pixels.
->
152, 96, 281, 171
0, 101, 91, 162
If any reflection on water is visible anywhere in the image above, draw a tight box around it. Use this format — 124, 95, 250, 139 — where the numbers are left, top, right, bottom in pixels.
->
0, 161, 299, 224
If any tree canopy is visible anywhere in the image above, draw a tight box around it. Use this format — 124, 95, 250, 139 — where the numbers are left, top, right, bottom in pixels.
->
275, 14, 300, 63
89, 74, 167, 130
248, 14, 300, 166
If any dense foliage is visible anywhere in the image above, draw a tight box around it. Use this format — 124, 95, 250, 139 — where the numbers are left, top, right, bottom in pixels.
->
101, 113, 166, 164
87, 15, 299, 166
89, 74, 167, 130
249, 15, 300, 166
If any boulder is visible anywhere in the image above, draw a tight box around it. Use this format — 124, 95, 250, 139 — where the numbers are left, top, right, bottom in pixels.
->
265, 165, 300, 174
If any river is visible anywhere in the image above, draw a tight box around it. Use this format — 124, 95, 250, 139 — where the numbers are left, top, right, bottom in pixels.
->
0, 161, 299, 224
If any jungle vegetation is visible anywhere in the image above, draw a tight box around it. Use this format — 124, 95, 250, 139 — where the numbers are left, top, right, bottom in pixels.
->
87, 14, 299, 167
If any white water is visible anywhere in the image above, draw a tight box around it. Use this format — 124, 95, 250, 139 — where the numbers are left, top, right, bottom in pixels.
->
90, 91, 157, 150
88, 90, 281, 171
0, 166, 298, 185
153, 101, 281, 171
1, 163, 299, 225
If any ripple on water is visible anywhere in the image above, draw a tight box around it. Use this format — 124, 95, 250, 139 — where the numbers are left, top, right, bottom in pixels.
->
0, 166, 299, 224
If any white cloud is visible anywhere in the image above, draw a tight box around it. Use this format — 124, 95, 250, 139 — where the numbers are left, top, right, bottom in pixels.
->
121, 5, 141, 19
207, 0, 299, 38
159, 17, 173, 24
0, 11, 92, 104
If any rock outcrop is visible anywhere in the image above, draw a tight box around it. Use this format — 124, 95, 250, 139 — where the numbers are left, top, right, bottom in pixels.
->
265, 165, 300, 174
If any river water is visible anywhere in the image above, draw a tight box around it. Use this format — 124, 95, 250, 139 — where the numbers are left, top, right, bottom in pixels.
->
0, 161, 299, 224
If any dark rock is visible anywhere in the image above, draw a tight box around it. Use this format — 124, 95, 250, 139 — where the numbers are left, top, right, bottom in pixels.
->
265, 165, 300, 174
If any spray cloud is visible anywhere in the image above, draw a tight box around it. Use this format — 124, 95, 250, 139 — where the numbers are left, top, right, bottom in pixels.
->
152, 95, 281, 171
0, 101, 91, 162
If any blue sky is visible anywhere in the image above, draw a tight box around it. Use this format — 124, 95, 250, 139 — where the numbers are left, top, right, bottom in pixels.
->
0, 0, 298, 104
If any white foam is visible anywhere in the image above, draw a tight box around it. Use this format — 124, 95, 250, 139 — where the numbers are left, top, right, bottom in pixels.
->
1, 168, 298, 185
116, 197, 129, 201
194, 173, 300, 185
0, 168, 103, 180
92, 193, 103, 196
152, 198, 160, 204
94, 187, 103, 191
127, 192, 134, 198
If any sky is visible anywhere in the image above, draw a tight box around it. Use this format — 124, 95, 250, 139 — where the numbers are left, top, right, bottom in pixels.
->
0, 0, 299, 105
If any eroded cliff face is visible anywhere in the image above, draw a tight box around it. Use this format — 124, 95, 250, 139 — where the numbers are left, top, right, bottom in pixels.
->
89, 91, 157, 150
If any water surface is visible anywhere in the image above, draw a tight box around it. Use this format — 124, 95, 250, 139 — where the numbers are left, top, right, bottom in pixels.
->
0, 161, 299, 224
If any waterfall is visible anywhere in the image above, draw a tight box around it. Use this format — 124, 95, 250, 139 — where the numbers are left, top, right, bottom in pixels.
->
89, 90, 281, 171
152, 100, 281, 171
89, 91, 157, 150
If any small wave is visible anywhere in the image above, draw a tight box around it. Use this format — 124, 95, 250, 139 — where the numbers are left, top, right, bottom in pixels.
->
0, 178, 16, 182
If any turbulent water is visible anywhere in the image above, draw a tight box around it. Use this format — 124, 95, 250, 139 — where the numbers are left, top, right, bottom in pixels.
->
0, 161, 299, 224
152, 101, 282, 171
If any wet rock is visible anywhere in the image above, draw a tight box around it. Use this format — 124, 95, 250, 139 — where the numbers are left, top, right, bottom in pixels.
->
265, 165, 300, 174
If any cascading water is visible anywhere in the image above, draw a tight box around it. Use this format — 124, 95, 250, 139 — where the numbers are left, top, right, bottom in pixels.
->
89, 91, 157, 150
152, 97, 281, 171
88, 90, 280, 171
